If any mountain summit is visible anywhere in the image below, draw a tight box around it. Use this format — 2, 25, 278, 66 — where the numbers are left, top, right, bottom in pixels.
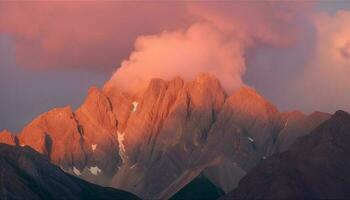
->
0, 73, 330, 199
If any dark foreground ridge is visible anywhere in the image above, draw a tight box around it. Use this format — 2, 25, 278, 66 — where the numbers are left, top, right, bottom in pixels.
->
221, 110, 350, 200
0, 144, 140, 200
170, 174, 225, 200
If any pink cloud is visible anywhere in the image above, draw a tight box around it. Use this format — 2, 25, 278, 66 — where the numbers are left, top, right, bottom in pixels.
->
109, 22, 246, 93
340, 42, 350, 59
290, 10, 350, 112
108, 2, 312, 93
0, 2, 189, 71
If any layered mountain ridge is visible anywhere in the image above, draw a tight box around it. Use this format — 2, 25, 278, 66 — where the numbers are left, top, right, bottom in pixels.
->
0, 73, 331, 199
222, 110, 350, 199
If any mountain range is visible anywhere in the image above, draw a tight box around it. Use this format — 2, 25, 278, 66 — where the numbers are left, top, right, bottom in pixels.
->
0, 73, 336, 199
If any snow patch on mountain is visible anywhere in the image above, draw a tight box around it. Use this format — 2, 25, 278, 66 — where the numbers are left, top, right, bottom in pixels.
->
117, 131, 127, 163
247, 137, 254, 142
73, 167, 81, 176
132, 101, 139, 112
91, 144, 97, 152
283, 118, 289, 129
89, 166, 102, 175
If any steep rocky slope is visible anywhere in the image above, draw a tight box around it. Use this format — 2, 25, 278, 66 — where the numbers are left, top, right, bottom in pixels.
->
0, 129, 18, 145
0, 73, 330, 199
19, 106, 88, 169
276, 111, 331, 152
222, 110, 350, 200
0, 143, 140, 200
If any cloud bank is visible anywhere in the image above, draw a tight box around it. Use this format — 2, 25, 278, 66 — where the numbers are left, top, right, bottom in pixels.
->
109, 2, 311, 93
0, 2, 188, 71
1, 2, 350, 132
291, 10, 350, 112
110, 23, 246, 93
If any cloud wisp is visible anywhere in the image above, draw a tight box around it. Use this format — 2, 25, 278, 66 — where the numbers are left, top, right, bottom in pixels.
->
109, 2, 311, 93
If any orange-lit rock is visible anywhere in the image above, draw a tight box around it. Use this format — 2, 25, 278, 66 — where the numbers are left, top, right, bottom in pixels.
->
75, 87, 121, 176
103, 82, 134, 132
204, 86, 281, 171
109, 74, 227, 198
0, 130, 18, 145
9, 73, 331, 199
19, 106, 87, 168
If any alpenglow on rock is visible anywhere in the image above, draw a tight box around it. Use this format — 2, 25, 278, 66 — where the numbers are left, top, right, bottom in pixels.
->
0, 73, 330, 199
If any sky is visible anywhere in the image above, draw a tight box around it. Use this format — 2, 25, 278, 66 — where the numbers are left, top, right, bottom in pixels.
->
0, 1, 350, 132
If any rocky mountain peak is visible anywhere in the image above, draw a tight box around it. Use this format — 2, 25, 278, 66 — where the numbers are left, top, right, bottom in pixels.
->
0, 129, 18, 145
75, 86, 121, 177
289, 110, 350, 155
193, 73, 223, 90
186, 73, 226, 111
228, 87, 278, 114
19, 106, 86, 168
332, 110, 350, 120
77, 86, 115, 130
0, 73, 333, 199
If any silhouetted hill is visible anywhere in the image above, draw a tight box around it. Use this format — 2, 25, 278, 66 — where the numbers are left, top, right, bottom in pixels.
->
222, 110, 350, 200
0, 144, 140, 200
170, 174, 225, 200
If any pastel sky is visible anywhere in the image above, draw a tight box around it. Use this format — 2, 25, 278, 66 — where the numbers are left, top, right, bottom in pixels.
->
1, 2, 350, 132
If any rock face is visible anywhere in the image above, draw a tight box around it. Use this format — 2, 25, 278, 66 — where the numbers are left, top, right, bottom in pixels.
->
0, 130, 18, 145
203, 156, 246, 193
19, 106, 88, 169
222, 110, 350, 200
0, 73, 331, 199
0, 143, 140, 200
109, 74, 228, 198
15, 88, 123, 185
276, 111, 331, 152
74, 87, 121, 183
205, 87, 282, 171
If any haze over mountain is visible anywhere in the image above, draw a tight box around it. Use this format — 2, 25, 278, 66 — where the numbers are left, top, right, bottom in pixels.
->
0, 73, 331, 199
